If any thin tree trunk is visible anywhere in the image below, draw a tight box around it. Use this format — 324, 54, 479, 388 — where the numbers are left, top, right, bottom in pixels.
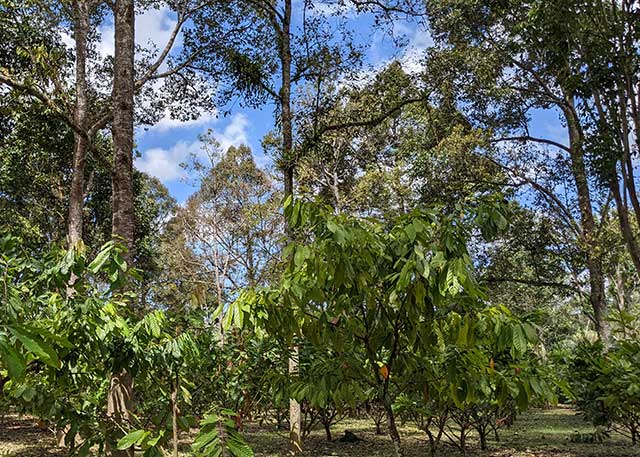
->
322, 418, 332, 442
108, 0, 136, 455
279, 0, 302, 453
67, 0, 89, 247
172, 375, 179, 457
383, 396, 404, 457
288, 345, 302, 453
609, 174, 640, 273
563, 96, 608, 342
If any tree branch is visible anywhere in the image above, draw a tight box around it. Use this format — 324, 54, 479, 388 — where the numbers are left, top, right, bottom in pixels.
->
490, 135, 570, 153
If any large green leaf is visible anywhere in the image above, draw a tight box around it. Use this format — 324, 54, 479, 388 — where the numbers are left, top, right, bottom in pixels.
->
0, 338, 26, 380
116, 429, 148, 450
512, 325, 527, 355
9, 326, 59, 368
88, 244, 113, 273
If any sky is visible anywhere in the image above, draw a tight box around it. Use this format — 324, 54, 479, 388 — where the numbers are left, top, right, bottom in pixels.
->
65, 3, 566, 205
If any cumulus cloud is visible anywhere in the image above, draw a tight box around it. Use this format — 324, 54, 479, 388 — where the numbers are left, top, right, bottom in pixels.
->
401, 24, 433, 74
366, 20, 433, 75
217, 113, 250, 152
135, 114, 252, 184
135, 140, 201, 182
141, 110, 219, 134
97, 6, 182, 58
60, 6, 181, 60
135, 7, 183, 54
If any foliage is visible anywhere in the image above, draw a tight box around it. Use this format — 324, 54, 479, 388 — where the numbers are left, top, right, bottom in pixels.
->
225, 197, 554, 455
568, 334, 640, 444
192, 409, 254, 457
0, 234, 254, 455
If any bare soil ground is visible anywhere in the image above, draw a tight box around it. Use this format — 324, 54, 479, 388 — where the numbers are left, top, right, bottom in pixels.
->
0, 406, 636, 456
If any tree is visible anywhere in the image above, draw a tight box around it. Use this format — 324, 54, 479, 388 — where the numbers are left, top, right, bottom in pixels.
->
162, 139, 282, 337
185, 2, 364, 449
228, 196, 511, 456
425, 0, 616, 339
0, 0, 213, 248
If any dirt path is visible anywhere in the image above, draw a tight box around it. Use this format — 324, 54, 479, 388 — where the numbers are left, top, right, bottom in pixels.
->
0, 416, 64, 457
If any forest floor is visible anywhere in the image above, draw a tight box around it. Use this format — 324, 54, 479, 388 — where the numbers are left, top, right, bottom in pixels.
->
0, 405, 636, 456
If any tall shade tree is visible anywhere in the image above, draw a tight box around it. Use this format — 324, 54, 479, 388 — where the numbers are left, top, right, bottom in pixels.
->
424, 0, 632, 340
107, 1, 137, 454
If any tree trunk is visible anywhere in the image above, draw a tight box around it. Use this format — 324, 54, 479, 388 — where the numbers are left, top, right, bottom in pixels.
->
106, 368, 134, 457
478, 425, 487, 450
108, 0, 135, 455
322, 420, 332, 442
609, 175, 640, 273
67, 0, 90, 248
288, 345, 302, 454
278, 0, 302, 453
563, 96, 608, 342
62, 0, 90, 444
111, 0, 136, 261
375, 419, 383, 435
171, 376, 179, 457
383, 398, 404, 457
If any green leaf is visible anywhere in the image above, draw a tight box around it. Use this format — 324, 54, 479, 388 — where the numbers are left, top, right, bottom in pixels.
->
0, 339, 25, 380
512, 325, 527, 355
9, 326, 59, 368
117, 430, 147, 450
114, 253, 127, 272
294, 246, 310, 267
88, 245, 112, 273
177, 415, 190, 431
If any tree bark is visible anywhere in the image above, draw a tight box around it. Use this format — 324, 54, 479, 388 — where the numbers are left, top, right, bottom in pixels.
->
320, 411, 333, 442
106, 368, 134, 456
108, 0, 136, 455
288, 345, 302, 454
563, 96, 608, 342
67, 0, 90, 247
111, 0, 136, 262
383, 396, 404, 457
609, 174, 640, 273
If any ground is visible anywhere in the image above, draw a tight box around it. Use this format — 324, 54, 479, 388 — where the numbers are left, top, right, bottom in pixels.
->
0, 406, 636, 456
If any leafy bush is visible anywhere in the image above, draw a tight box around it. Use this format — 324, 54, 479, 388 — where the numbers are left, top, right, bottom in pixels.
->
570, 337, 640, 444
0, 234, 254, 455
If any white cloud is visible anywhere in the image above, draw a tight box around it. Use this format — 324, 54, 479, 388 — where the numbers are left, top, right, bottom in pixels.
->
217, 114, 250, 152
135, 140, 201, 182
89, 6, 180, 60
96, 23, 115, 58
135, 114, 252, 184
401, 24, 433, 74
60, 31, 75, 49
136, 7, 182, 53
366, 21, 433, 75
142, 109, 219, 134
